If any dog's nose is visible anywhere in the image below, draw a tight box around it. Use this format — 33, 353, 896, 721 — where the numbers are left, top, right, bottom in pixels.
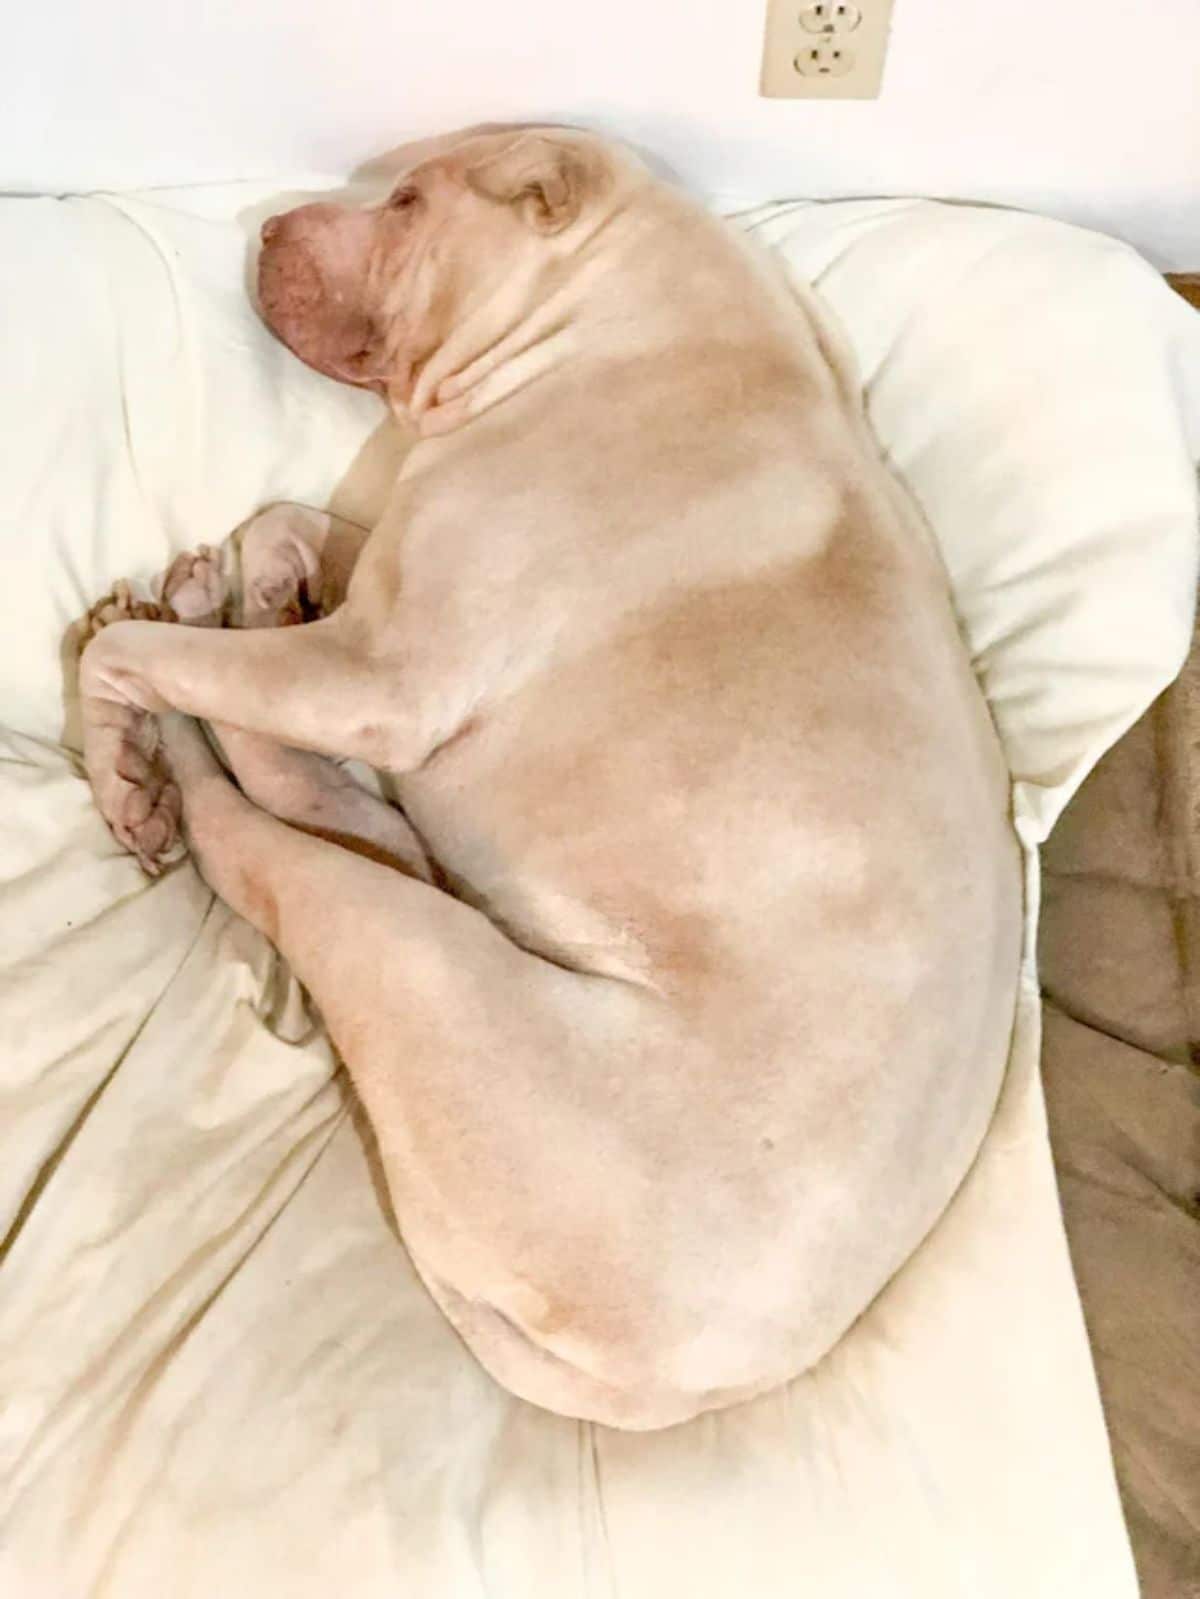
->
261, 215, 283, 245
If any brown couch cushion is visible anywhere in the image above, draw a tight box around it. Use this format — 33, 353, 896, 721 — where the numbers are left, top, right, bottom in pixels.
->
1041, 608, 1200, 1597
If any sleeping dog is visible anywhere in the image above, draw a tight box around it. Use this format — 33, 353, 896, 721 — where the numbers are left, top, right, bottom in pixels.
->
77, 126, 1021, 1429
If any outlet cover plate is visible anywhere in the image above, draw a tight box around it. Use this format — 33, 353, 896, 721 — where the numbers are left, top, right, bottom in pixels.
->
760, 0, 896, 99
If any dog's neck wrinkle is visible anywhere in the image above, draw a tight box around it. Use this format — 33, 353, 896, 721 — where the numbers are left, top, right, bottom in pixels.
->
401, 188, 815, 434
404, 265, 588, 432
399, 188, 658, 428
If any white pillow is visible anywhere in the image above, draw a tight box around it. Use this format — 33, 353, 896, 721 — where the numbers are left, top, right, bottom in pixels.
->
737, 197, 1200, 843
2, 181, 1197, 1599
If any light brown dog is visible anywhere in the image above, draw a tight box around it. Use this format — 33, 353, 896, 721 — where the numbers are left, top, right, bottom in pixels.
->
77, 126, 1022, 1429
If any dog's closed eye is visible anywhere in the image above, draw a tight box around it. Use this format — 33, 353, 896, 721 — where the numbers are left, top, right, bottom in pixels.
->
387, 185, 420, 212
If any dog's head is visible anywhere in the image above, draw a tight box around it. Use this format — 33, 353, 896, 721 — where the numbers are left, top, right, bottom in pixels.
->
257, 126, 630, 410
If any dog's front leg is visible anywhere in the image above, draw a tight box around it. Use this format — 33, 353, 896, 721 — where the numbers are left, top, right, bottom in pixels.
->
78, 613, 433, 871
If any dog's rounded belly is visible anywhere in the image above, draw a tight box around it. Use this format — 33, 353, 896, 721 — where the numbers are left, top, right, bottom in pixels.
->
395, 549, 1022, 1394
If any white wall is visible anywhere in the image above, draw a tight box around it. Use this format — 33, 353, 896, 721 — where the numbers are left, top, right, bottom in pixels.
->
5, 0, 1199, 267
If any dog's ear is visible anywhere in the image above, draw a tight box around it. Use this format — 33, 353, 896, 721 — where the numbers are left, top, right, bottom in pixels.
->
464, 133, 600, 235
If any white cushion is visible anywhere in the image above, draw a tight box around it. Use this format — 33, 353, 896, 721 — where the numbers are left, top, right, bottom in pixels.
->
2, 181, 1198, 1598
739, 197, 1200, 842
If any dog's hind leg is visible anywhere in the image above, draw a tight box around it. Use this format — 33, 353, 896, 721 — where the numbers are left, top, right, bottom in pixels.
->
206, 725, 432, 878
155, 710, 703, 1431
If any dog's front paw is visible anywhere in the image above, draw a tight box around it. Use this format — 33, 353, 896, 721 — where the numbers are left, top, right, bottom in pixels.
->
77, 579, 162, 652
240, 505, 325, 628
154, 544, 230, 627
83, 700, 183, 876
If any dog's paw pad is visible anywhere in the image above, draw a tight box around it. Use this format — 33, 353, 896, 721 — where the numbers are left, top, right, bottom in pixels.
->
241, 512, 323, 628
245, 554, 312, 626
87, 708, 184, 876
118, 778, 183, 876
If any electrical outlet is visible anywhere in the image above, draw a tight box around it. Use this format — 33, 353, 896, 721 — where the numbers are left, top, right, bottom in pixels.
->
794, 40, 854, 78
799, 2, 861, 34
760, 0, 896, 99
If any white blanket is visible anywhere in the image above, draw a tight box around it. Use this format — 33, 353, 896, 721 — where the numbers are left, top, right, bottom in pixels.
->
2, 183, 1198, 1597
